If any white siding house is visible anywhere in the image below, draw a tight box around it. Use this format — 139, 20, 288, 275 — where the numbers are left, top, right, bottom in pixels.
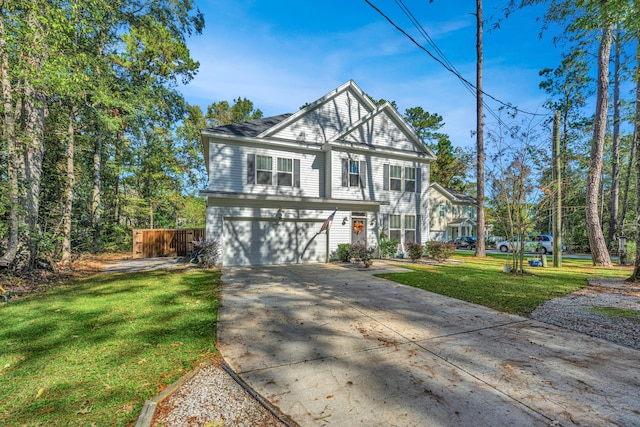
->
429, 182, 477, 241
200, 81, 436, 266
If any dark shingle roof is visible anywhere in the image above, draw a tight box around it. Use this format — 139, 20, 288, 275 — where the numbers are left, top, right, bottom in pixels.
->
446, 187, 476, 204
205, 114, 292, 138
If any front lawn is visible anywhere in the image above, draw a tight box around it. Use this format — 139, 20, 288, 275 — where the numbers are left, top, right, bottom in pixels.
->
0, 268, 220, 426
378, 253, 632, 315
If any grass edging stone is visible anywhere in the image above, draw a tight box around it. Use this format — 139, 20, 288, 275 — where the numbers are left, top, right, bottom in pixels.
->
135, 363, 205, 427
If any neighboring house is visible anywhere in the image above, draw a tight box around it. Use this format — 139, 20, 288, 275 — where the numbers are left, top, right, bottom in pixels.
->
199, 80, 436, 266
429, 182, 477, 241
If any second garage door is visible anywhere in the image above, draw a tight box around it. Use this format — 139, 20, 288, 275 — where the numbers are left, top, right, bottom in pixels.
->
222, 218, 327, 266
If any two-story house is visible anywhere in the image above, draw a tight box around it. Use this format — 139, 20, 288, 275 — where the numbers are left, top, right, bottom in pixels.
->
199, 80, 436, 266
429, 182, 477, 241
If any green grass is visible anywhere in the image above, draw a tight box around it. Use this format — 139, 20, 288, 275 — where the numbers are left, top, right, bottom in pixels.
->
591, 307, 640, 318
0, 268, 220, 427
378, 253, 632, 316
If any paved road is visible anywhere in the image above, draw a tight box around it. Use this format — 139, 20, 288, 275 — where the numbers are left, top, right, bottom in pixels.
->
218, 263, 640, 427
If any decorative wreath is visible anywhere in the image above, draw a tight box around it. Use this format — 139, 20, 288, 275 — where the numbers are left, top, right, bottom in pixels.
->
353, 221, 364, 234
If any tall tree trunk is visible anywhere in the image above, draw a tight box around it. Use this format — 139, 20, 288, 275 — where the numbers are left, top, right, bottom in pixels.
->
114, 129, 123, 225
62, 106, 75, 265
0, 15, 19, 267
92, 131, 102, 252
21, 82, 46, 269
149, 200, 154, 229
620, 135, 636, 231
586, 23, 613, 267
475, 0, 486, 257
608, 27, 621, 245
631, 38, 640, 280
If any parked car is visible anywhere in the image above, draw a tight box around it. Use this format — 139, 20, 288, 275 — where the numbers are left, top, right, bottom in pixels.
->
454, 236, 477, 250
497, 234, 564, 254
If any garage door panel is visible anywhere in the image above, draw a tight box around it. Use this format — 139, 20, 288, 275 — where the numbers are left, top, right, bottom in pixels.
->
223, 219, 326, 266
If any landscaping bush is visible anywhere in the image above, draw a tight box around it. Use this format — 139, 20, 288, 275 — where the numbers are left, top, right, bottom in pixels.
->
378, 228, 398, 259
425, 241, 456, 262
379, 239, 399, 259
337, 243, 352, 262
349, 243, 375, 267
406, 242, 424, 261
192, 238, 221, 268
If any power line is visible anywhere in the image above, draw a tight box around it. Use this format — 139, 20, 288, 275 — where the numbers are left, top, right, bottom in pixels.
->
365, 0, 550, 119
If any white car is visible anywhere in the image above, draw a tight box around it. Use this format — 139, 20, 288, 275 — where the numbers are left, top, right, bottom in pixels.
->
497, 234, 560, 254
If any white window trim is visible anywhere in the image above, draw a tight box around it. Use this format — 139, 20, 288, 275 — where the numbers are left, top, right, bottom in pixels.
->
389, 214, 402, 242
404, 215, 416, 243
277, 157, 293, 187
389, 165, 402, 192
256, 155, 273, 185
404, 167, 416, 192
349, 160, 360, 187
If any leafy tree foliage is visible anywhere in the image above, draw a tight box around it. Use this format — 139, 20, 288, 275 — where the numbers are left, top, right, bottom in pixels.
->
206, 98, 263, 127
1, 0, 206, 269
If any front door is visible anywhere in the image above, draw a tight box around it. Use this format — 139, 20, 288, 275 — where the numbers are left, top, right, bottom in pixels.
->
351, 217, 367, 246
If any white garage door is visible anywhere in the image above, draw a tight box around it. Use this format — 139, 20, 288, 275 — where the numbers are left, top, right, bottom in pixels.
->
222, 219, 327, 266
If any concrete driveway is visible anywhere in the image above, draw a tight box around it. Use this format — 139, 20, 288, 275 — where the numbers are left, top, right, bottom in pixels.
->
217, 263, 640, 427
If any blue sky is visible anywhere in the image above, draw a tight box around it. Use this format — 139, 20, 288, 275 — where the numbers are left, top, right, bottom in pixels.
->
181, 1, 562, 148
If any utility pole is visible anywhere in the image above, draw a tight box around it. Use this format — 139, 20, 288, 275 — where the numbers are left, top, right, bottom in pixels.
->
475, 0, 486, 257
553, 111, 562, 268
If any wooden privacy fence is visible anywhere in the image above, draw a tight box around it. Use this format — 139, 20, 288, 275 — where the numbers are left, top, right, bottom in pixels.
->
132, 228, 206, 259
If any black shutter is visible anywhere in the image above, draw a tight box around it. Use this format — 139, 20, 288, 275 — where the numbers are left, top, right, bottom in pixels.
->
383, 164, 389, 191
359, 160, 366, 188
294, 159, 300, 188
416, 167, 421, 193
247, 154, 255, 184
382, 213, 389, 231
416, 214, 422, 243
342, 158, 348, 187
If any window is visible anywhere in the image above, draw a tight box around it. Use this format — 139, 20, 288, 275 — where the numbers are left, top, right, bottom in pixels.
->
404, 215, 416, 243
256, 155, 273, 185
404, 167, 416, 192
389, 214, 401, 242
390, 165, 402, 191
349, 160, 360, 187
438, 204, 447, 217
277, 158, 293, 186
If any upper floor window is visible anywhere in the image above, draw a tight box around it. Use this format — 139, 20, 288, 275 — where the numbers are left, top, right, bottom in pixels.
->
247, 154, 299, 187
438, 204, 447, 217
349, 160, 360, 187
256, 155, 273, 185
277, 158, 293, 186
342, 159, 366, 188
390, 166, 402, 191
466, 205, 476, 218
404, 167, 416, 192
384, 164, 419, 193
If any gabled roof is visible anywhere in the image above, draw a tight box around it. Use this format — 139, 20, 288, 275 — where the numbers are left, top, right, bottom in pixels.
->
330, 102, 436, 159
201, 80, 439, 167
430, 182, 476, 204
205, 114, 292, 137
257, 80, 377, 139
448, 218, 477, 226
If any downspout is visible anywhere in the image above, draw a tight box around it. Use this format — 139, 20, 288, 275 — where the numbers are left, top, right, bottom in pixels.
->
323, 142, 332, 262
